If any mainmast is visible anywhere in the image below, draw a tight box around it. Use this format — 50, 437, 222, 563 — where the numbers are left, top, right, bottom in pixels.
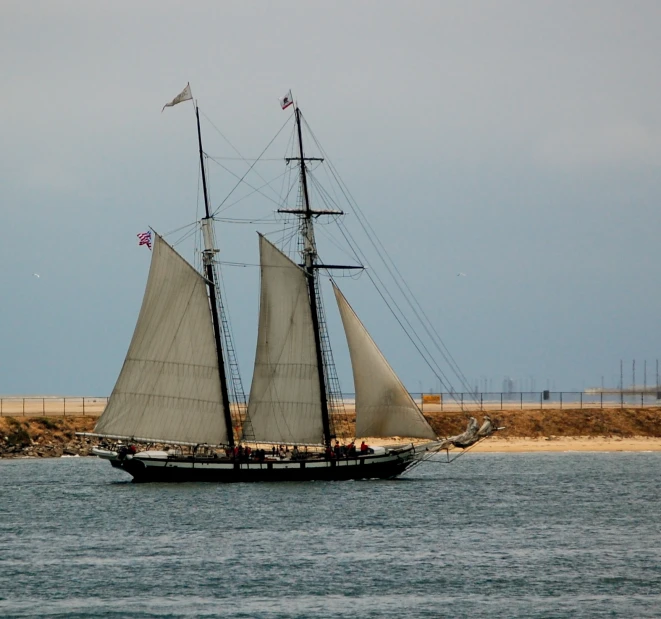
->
277, 104, 361, 446
195, 105, 235, 447
294, 106, 332, 447
277, 107, 337, 446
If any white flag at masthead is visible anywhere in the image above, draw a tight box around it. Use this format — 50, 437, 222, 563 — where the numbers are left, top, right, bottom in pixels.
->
162, 83, 193, 112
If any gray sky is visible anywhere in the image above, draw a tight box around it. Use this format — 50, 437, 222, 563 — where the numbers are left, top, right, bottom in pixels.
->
2, 0, 660, 396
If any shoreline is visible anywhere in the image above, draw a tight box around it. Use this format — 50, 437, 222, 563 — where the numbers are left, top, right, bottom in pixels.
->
468, 436, 661, 453
2, 415, 661, 458
4, 438, 661, 459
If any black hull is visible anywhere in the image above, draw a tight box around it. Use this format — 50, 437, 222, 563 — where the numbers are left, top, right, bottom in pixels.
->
108, 446, 420, 483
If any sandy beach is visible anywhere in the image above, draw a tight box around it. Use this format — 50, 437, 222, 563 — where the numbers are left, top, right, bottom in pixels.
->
468, 435, 661, 453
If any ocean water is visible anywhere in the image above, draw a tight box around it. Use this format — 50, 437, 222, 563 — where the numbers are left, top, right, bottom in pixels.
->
1, 453, 660, 618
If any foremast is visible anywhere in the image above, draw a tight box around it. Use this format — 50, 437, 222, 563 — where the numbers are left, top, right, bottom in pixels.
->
195, 105, 235, 447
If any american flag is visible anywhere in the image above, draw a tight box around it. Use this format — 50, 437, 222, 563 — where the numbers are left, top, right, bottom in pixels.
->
137, 230, 152, 250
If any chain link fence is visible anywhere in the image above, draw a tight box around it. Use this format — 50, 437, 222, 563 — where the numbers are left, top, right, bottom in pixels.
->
0, 397, 108, 417
1, 391, 659, 418
415, 391, 661, 412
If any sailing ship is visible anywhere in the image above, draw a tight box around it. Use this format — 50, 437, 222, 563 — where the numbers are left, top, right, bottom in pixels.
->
85, 89, 494, 482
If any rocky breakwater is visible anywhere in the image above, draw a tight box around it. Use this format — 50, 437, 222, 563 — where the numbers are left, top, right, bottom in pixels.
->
0, 416, 97, 458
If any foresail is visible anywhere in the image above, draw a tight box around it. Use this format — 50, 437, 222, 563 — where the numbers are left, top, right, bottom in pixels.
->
246, 235, 324, 444
94, 234, 228, 445
333, 284, 436, 440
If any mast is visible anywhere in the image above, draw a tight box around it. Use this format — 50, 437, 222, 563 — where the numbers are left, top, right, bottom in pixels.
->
295, 106, 332, 446
195, 104, 235, 447
277, 104, 360, 446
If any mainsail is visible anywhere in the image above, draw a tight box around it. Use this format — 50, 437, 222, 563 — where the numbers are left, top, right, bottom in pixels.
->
94, 234, 229, 445
333, 284, 437, 440
246, 235, 325, 444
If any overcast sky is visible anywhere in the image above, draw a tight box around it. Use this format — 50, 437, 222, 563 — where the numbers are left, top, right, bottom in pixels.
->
2, 0, 660, 396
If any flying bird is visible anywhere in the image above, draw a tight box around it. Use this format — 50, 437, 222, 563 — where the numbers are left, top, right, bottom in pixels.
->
457, 272, 466, 277
33, 273, 40, 278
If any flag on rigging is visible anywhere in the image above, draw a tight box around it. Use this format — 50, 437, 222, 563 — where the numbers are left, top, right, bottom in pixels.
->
137, 231, 152, 250
279, 90, 293, 110
162, 83, 193, 111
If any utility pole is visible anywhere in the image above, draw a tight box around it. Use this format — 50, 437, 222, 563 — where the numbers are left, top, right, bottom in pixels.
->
644, 360, 647, 393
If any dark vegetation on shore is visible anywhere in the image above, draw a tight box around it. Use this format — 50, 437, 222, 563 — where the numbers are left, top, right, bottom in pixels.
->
1, 408, 660, 458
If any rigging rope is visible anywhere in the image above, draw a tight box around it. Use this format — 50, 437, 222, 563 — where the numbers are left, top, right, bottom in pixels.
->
201, 112, 292, 217
302, 114, 478, 406
190, 105, 479, 411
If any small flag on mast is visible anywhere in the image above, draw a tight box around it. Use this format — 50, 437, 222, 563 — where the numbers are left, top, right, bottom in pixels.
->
137, 231, 152, 250
280, 90, 293, 110
162, 83, 193, 112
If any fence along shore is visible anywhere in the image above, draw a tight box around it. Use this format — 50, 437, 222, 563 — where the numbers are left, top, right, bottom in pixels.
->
1, 391, 660, 418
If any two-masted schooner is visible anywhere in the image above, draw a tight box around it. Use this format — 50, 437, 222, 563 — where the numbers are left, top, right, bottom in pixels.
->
85, 87, 493, 482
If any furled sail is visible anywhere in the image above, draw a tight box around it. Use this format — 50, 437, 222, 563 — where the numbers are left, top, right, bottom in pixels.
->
94, 233, 228, 445
333, 284, 436, 439
246, 235, 324, 444
439, 417, 479, 449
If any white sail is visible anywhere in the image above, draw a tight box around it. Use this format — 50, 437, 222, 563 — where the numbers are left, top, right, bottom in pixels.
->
246, 235, 324, 444
94, 234, 228, 445
333, 284, 436, 439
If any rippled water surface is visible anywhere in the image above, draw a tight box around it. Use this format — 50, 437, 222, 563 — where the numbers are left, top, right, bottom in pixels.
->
1, 453, 660, 618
